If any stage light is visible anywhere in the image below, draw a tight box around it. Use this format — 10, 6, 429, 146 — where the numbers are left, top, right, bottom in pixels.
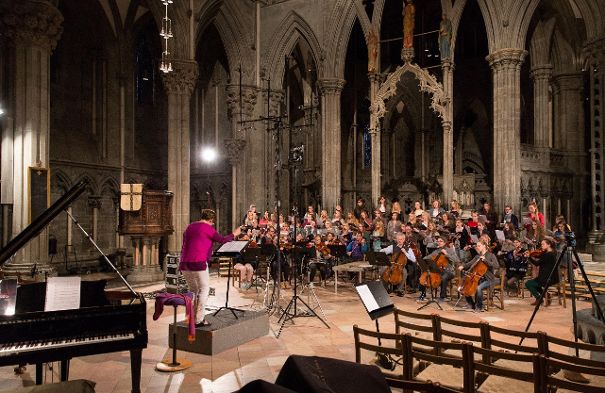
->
201, 146, 218, 163
0, 106, 4, 116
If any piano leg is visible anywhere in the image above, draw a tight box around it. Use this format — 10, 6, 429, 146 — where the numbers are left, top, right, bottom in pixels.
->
130, 349, 142, 393
60, 359, 70, 381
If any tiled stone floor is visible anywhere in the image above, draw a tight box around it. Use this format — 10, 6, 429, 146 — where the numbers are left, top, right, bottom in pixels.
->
0, 274, 594, 392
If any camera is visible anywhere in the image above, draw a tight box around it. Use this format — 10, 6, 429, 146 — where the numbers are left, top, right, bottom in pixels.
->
565, 231, 577, 248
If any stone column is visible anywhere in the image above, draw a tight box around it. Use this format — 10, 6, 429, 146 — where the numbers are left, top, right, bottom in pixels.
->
0, 0, 63, 273
486, 49, 527, 213
317, 78, 346, 212
226, 84, 258, 223
161, 60, 198, 253
263, 90, 285, 210
368, 73, 382, 204
441, 59, 455, 205
553, 72, 585, 230
224, 138, 246, 226
585, 38, 605, 246
530, 64, 553, 148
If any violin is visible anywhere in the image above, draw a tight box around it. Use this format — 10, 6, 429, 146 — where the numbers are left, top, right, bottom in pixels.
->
317, 242, 331, 257
524, 248, 545, 259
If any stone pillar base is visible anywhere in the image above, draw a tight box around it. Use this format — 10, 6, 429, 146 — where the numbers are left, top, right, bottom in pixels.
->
127, 265, 164, 283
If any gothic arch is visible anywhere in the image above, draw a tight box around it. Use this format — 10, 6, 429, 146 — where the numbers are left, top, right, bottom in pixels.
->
476, 0, 540, 51
327, 1, 366, 79
99, 177, 119, 198
74, 174, 98, 196
371, 63, 448, 127
265, 11, 324, 88
51, 170, 72, 194
551, 29, 579, 73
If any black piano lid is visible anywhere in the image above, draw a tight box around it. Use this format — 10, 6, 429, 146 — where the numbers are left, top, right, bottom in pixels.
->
0, 179, 89, 267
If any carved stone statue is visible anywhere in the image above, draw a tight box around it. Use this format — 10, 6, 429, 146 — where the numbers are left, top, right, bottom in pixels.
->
439, 14, 453, 60
403, 0, 415, 49
367, 28, 379, 73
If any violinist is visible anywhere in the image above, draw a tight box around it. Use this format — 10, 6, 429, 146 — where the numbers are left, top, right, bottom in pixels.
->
346, 232, 368, 261
458, 240, 499, 312
420, 237, 459, 302
501, 238, 528, 289
524, 238, 559, 306
380, 233, 417, 297
309, 235, 332, 285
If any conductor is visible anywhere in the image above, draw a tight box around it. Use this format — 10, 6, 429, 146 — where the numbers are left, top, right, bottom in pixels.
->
180, 209, 242, 327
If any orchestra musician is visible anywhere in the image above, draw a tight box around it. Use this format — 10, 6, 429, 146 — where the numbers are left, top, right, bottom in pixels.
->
501, 204, 520, 230
346, 232, 368, 260
501, 238, 528, 289
479, 201, 498, 233
420, 237, 459, 302
309, 235, 333, 285
524, 238, 559, 306
180, 209, 242, 327
427, 199, 446, 222
458, 240, 499, 312
525, 201, 545, 231
380, 233, 417, 296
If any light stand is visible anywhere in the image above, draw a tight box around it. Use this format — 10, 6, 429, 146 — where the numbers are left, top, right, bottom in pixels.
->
519, 239, 605, 350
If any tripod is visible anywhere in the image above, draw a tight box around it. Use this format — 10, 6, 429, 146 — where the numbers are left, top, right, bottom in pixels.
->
276, 247, 330, 338
213, 257, 245, 319
519, 242, 605, 351
299, 255, 328, 320
417, 258, 443, 311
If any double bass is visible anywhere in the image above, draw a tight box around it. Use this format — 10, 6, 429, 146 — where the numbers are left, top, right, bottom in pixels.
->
382, 248, 408, 286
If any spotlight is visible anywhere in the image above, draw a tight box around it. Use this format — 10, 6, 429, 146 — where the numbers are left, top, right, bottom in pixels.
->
201, 146, 218, 163
0, 106, 4, 116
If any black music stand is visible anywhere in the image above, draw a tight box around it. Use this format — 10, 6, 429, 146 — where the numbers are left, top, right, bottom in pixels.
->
354, 281, 398, 370
417, 258, 442, 311
276, 245, 330, 338
213, 240, 249, 319
329, 244, 347, 264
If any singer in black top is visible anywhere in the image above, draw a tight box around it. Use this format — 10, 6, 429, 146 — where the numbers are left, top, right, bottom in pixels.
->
525, 238, 559, 306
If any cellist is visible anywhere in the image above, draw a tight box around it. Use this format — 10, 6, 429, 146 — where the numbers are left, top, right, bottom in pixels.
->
380, 232, 416, 297
458, 240, 499, 312
419, 237, 460, 302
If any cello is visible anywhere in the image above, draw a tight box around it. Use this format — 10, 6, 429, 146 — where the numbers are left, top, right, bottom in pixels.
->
458, 256, 489, 296
419, 252, 449, 289
382, 249, 408, 286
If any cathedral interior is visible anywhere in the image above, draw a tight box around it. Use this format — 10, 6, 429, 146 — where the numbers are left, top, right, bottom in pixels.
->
1, 1, 605, 392
2, 0, 604, 271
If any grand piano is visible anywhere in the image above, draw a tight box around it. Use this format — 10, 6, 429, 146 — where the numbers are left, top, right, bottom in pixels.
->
0, 180, 148, 393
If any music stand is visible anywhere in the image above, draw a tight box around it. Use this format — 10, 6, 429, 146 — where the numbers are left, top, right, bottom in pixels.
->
214, 240, 249, 319
416, 258, 442, 311
328, 244, 347, 263
354, 281, 398, 370
367, 251, 391, 267
276, 244, 330, 338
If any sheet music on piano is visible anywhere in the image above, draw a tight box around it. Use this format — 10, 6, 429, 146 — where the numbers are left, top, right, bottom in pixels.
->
44, 277, 82, 311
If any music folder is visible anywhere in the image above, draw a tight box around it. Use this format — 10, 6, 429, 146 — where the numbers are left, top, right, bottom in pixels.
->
366, 250, 390, 266
354, 281, 394, 320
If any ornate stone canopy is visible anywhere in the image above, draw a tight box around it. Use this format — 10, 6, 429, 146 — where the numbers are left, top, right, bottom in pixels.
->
369, 61, 449, 128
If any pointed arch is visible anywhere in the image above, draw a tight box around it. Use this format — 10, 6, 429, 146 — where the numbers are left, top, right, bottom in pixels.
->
476, 0, 540, 51
51, 169, 72, 194
74, 174, 98, 196
327, 1, 364, 79
551, 29, 579, 73
264, 11, 323, 89
529, 18, 556, 67
99, 176, 120, 198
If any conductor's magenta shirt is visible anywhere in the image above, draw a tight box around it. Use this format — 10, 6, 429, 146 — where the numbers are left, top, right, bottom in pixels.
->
179, 221, 234, 271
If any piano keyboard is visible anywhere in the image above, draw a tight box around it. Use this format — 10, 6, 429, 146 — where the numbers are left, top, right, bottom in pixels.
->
0, 332, 135, 356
